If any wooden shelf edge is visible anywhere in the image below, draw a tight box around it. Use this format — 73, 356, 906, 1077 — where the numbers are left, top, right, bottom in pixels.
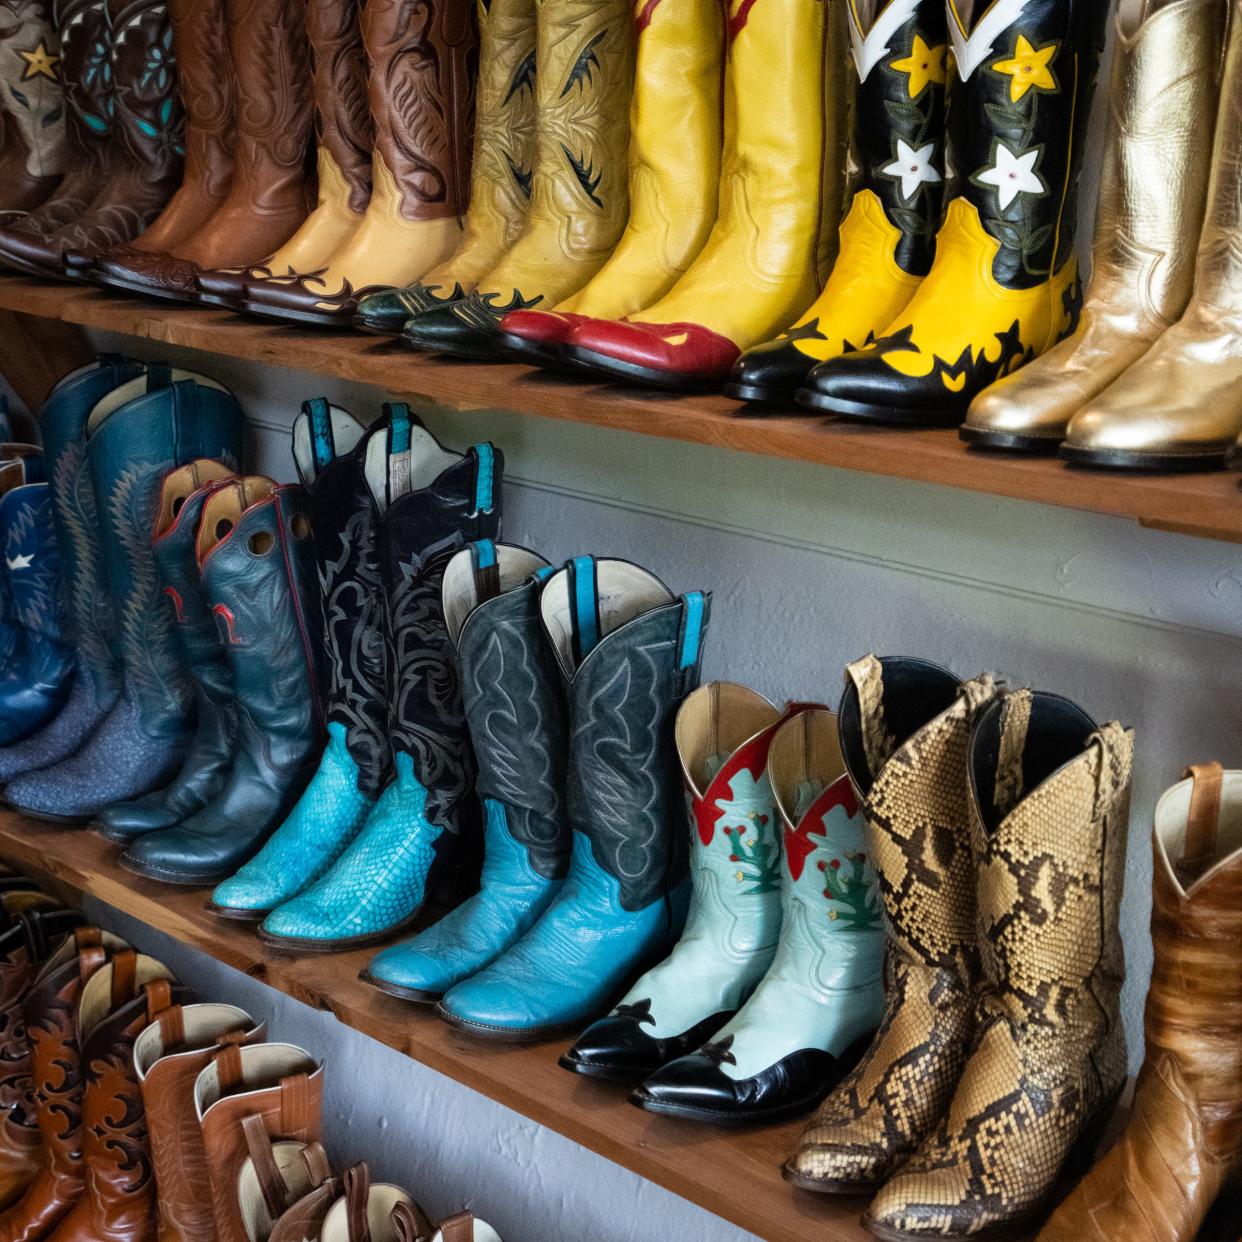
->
0, 275, 1240, 545
0, 809, 873, 1242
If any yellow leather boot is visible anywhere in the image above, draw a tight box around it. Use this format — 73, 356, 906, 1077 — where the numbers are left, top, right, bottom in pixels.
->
402, 0, 636, 358
1064, 0, 1242, 470
243, 0, 477, 327
727, 0, 949, 406
567, 0, 849, 389
963, 0, 1227, 453
354, 0, 540, 335
495, 0, 726, 369
799, 0, 1107, 426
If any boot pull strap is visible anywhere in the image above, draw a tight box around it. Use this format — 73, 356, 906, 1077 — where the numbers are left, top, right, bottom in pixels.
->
111, 949, 137, 1006
1179, 762, 1224, 884
993, 690, 1031, 818
304, 398, 336, 475
300, 1142, 332, 1189
214, 1043, 244, 1093
344, 1164, 371, 1242
846, 656, 895, 781
392, 1201, 436, 1242
466, 443, 496, 518
241, 1113, 289, 1221
438, 1212, 475, 1242
78, 944, 106, 984
216, 1026, 247, 1049
75, 925, 103, 951
143, 980, 172, 1024
156, 1005, 185, 1051
677, 592, 708, 679
568, 555, 600, 664
470, 540, 501, 604
385, 403, 412, 501
279, 1072, 310, 1133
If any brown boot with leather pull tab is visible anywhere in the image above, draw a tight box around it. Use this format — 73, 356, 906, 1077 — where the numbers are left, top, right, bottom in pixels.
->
235, 1114, 336, 1242
319, 1165, 434, 1242
427, 1212, 504, 1242
1039, 762, 1242, 1242
135, 1003, 267, 1242
267, 1144, 338, 1242
196, 1043, 324, 1242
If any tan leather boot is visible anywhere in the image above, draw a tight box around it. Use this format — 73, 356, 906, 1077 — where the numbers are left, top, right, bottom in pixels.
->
196, 1043, 323, 1242
236, 1120, 335, 1242
866, 692, 1133, 1240
267, 1145, 338, 1242
964, 0, 1228, 453
134, 1003, 266, 1242
1039, 763, 1242, 1242
319, 1166, 433, 1242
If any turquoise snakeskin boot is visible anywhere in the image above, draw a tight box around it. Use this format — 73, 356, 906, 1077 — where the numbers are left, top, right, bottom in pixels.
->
209, 402, 389, 921
437, 556, 710, 1042
257, 407, 503, 952
363, 540, 571, 1002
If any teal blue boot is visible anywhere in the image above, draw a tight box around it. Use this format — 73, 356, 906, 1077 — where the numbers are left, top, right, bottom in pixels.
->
437, 556, 710, 1042
257, 407, 503, 952
364, 540, 571, 1002
209, 401, 389, 921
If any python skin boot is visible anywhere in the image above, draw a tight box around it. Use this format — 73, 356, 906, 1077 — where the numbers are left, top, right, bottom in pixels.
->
364, 540, 570, 1002
121, 477, 324, 884
632, 707, 885, 1124
564, 683, 795, 1081
354, 0, 539, 335
96, 460, 240, 842
438, 556, 709, 1041
784, 655, 997, 1195
4, 367, 245, 824
728, 0, 949, 405
866, 690, 1132, 1240
401, 0, 636, 358
257, 409, 500, 951
799, 0, 1107, 425
210, 402, 389, 921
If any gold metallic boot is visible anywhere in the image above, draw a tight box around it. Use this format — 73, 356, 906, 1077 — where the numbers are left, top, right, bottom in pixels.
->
1064, 0, 1242, 469
727, 0, 949, 407
799, 0, 1106, 426
866, 692, 1132, 1242
495, 0, 726, 369
565, 0, 848, 389
963, 0, 1228, 453
354, 0, 540, 335
402, 0, 636, 358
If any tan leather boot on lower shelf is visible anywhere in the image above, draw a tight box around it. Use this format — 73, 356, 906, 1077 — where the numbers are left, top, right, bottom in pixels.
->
134, 1002, 267, 1242
319, 1166, 434, 1242
1039, 763, 1242, 1242
237, 1118, 335, 1242
866, 692, 1134, 1241
267, 1144, 339, 1242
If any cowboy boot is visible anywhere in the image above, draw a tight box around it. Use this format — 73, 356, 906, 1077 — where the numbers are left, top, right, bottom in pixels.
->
209, 403, 387, 921
0, 0, 68, 217
93, 0, 313, 302
1038, 763, 1242, 1242
798, 0, 1107, 425
0, 449, 44, 667
242, 0, 476, 326
497, 0, 726, 368
783, 656, 998, 1195
423, 1215, 502, 1242
632, 707, 885, 1124
96, 461, 239, 842
318, 1167, 432, 1242
3, 367, 245, 824
564, 0, 847, 389
134, 1002, 266, 1242
965, 0, 1228, 453
122, 477, 324, 884
258, 410, 500, 951
233, 1121, 335, 1242
401, 0, 635, 358
867, 691, 1132, 1239
198, 0, 374, 309
195, 1043, 323, 1242
267, 1146, 338, 1242
727, 0, 949, 405
363, 540, 571, 1002
564, 683, 794, 1081
353, 0, 538, 335
1068, 0, 1242, 469
438, 556, 708, 1041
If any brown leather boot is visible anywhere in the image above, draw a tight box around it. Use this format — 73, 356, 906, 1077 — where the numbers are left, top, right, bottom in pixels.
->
195, 1043, 323, 1242
95, 0, 315, 301
265, 1143, 338, 1242
318, 1165, 434, 1242
1039, 762, 1242, 1242
236, 1119, 338, 1242
134, 1002, 266, 1242
0, 927, 128, 1242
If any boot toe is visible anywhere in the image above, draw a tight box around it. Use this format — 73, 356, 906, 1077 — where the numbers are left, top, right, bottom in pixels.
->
563, 1015, 673, 1080
0, 227, 66, 273
403, 294, 514, 358
726, 340, 816, 404
95, 802, 181, 842
631, 1053, 743, 1118
365, 942, 461, 998
93, 250, 203, 296
783, 1141, 896, 1192
568, 320, 741, 385
438, 970, 565, 1035
243, 275, 367, 324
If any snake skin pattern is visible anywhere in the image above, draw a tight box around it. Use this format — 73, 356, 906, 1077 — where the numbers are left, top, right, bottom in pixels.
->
867, 700, 1133, 1238
787, 659, 998, 1193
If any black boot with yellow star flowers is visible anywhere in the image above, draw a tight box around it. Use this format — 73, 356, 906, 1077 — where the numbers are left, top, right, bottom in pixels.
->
797, 0, 1106, 426
726, 0, 948, 407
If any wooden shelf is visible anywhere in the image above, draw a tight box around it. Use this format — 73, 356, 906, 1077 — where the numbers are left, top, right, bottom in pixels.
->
0, 273, 1239, 545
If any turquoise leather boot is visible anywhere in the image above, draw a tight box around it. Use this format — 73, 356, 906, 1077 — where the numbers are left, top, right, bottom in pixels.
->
210, 402, 390, 921
257, 407, 502, 951
437, 556, 710, 1042
96, 461, 239, 842
4, 366, 245, 823
364, 540, 571, 1002
0, 356, 148, 782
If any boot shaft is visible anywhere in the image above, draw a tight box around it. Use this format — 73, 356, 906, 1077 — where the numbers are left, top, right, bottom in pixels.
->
167, 0, 233, 198
0, 477, 66, 644
107, 0, 184, 178
58, 0, 117, 169
0, 0, 68, 182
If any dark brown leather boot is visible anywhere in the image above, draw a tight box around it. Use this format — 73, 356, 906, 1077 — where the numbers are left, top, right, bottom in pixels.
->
96, 0, 315, 301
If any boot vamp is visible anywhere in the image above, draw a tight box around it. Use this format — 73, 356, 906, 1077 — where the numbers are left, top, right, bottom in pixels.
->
0, 652, 74, 745
0, 677, 118, 782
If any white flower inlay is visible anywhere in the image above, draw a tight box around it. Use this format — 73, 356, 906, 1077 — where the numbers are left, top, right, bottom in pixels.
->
976, 142, 1045, 210
882, 139, 942, 202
